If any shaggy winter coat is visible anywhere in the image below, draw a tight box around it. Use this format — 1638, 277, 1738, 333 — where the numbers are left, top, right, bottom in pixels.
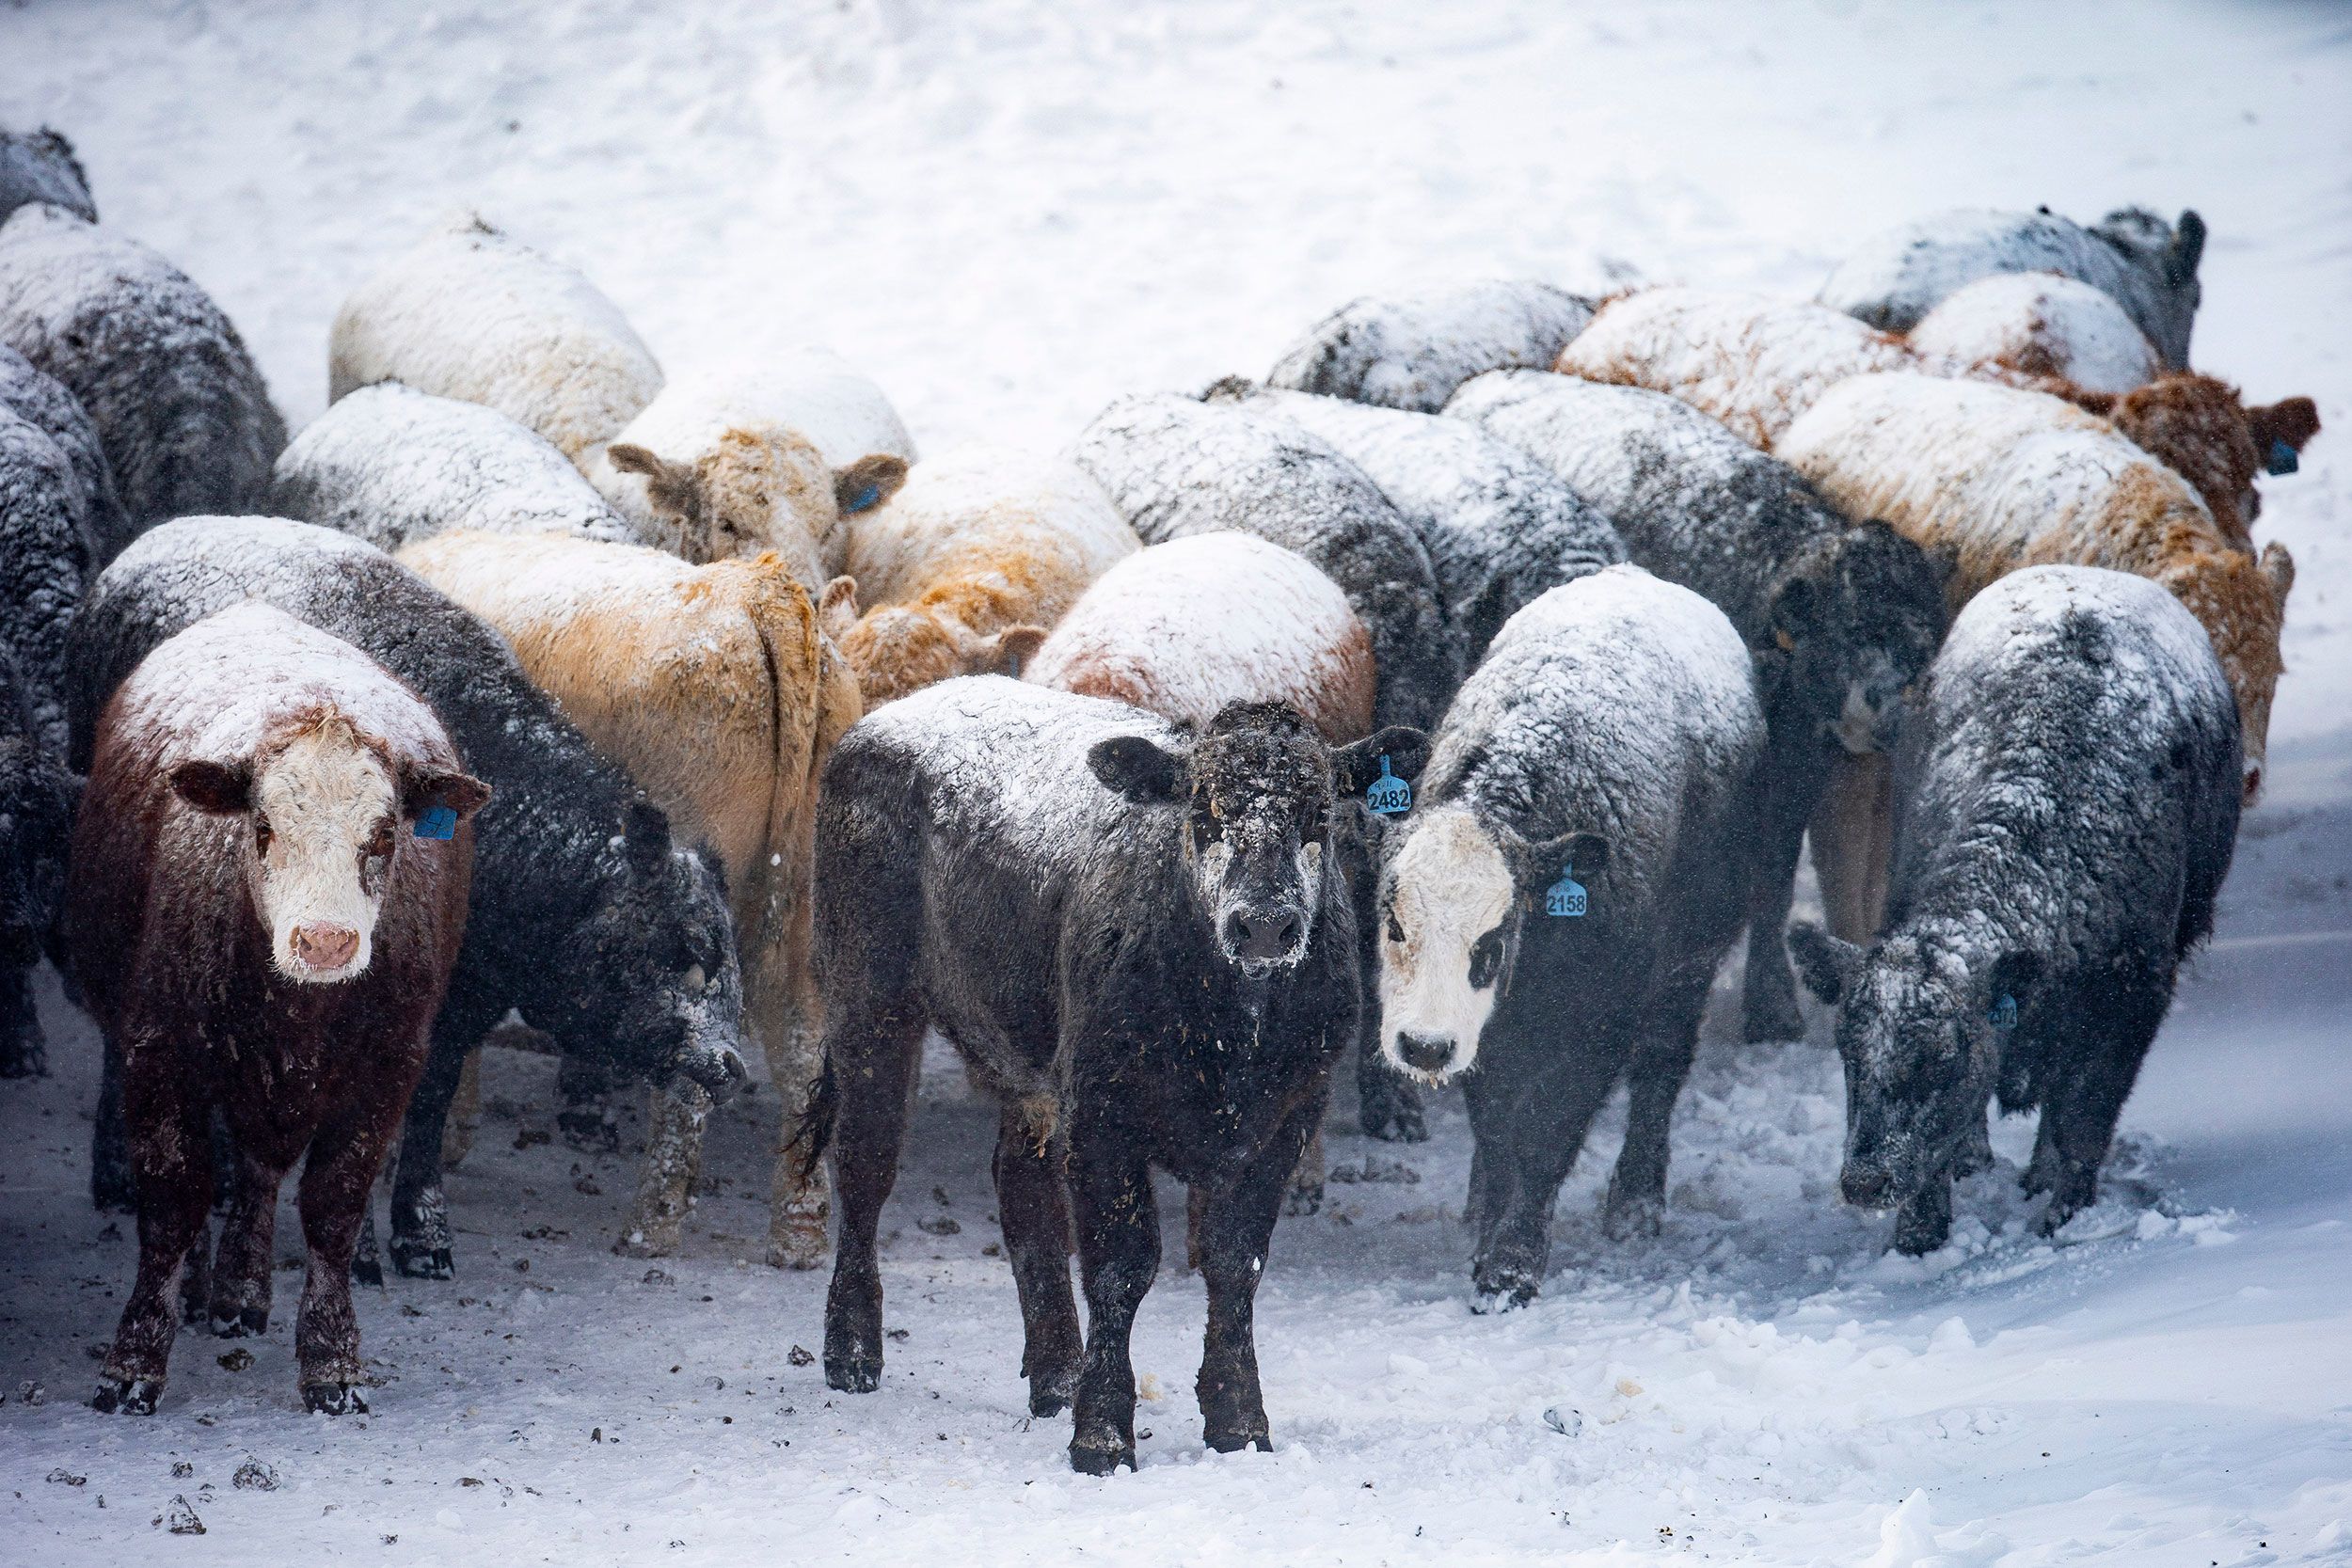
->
1266, 278, 1597, 413
1, 342, 126, 563
1242, 388, 1626, 669
0, 648, 73, 1080
0, 402, 96, 754
329, 213, 661, 464
65, 517, 749, 1279
72, 603, 484, 1416
397, 529, 862, 1267
2070, 373, 2320, 547
1818, 205, 2205, 369
1777, 372, 2293, 801
0, 204, 284, 532
1789, 567, 2239, 1254
1071, 393, 1457, 730
0, 126, 95, 224
831, 444, 1136, 707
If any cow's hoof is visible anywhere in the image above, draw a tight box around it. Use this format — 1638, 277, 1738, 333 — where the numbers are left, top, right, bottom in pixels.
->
1283, 1180, 1324, 1218
302, 1382, 370, 1416
92, 1375, 162, 1415
389, 1243, 453, 1281
1068, 1432, 1136, 1476
1203, 1418, 1270, 1455
350, 1250, 385, 1289
1741, 991, 1806, 1044
1028, 1386, 1070, 1418
210, 1307, 268, 1338
765, 1221, 828, 1273
1601, 1189, 1662, 1243
1470, 1263, 1538, 1313
1359, 1080, 1428, 1143
612, 1229, 678, 1261
824, 1350, 882, 1394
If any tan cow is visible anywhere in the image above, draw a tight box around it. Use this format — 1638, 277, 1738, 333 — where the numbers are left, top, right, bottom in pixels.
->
829, 444, 1139, 707
398, 530, 861, 1268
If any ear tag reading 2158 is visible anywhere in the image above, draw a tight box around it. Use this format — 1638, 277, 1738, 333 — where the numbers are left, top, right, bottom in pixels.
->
414, 806, 458, 840
1545, 863, 1587, 918
1365, 755, 1411, 816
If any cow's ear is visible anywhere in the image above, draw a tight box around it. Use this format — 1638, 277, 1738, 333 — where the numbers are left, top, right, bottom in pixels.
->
608, 443, 700, 520
2164, 209, 2205, 288
979, 625, 1047, 679
2249, 396, 2319, 471
819, 575, 860, 640
623, 795, 673, 878
1788, 922, 1863, 1005
1982, 949, 2043, 1021
405, 770, 492, 823
169, 759, 251, 815
2260, 539, 2296, 603
834, 454, 908, 516
1332, 727, 1430, 795
1491, 823, 1607, 887
1088, 735, 1187, 803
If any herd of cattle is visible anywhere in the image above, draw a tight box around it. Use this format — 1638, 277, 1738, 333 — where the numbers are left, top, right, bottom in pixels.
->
0, 123, 2322, 1472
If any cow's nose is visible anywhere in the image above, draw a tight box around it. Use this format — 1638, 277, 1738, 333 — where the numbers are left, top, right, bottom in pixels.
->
1225, 908, 1302, 963
1397, 1032, 1454, 1076
1840, 1164, 1893, 1211
292, 924, 359, 973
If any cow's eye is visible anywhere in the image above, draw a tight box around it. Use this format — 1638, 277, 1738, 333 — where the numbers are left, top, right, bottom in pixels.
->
254, 816, 274, 856
363, 824, 395, 861
1468, 928, 1504, 990
1386, 911, 1406, 945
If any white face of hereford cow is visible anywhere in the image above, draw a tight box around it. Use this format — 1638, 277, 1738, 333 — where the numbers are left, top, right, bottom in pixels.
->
1377, 808, 1517, 1085
174, 716, 404, 984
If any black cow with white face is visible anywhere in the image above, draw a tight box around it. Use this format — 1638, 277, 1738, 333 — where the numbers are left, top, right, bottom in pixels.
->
802, 679, 1423, 1475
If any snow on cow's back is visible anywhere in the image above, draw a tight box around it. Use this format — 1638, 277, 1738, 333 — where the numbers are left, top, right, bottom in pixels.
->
116, 600, 453, 769
843, 442, 1134, 610
1932, 563, 2233, 728
1907, 273, 2161, 395
847, 675, 1181, 872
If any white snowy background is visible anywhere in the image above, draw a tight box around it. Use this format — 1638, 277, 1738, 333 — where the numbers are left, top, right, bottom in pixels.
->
3, 1, 2348, 1562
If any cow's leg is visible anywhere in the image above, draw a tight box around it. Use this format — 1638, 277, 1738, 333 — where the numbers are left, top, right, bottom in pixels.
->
96, 1056, 209, 1414
209, 1145, 288, 1337
387, 995, 500, 1281
1605, 974, 1708, 1240
820, 1002, 924, 1395
1461, 1069, 1513, 1242
1472, 1051, 1617, 1308
295, 1095, 405, 1415
2036, 970, 2168, 1233
556, 1051, 620, 1152
1066, 1127, 1159, 1476
1197, 1103, 1314, 1456
993, 1096, 1079, 1417
1743, 741, 1826, 1042
1284, 1120, 1325, 1217
438, 1047, 483, 1170
618, 1074, 710, 1259
766, 1010, 832, 1270
0, 957, 46, 1079
1810, 752, 1893, 946
90, 1033, 135, 1212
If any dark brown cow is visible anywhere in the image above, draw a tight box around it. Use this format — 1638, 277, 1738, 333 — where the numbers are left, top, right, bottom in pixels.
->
72, 602, 486, 1415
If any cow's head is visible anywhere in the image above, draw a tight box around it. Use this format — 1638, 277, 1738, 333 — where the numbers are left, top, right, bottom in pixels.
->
1375, 806, 1609, 1083
826, 582, 1045, 710
608, 431, 906, 572
2093, 206, 2202, 367
1788, 923, 2040, 1212
1088, 701, 1426, 974
1770, 521, 1945, 758
170, 712, 488, 984
537, 797, 750, 1097
2159, 541, 2291, 803
2074, 374, 2320, 535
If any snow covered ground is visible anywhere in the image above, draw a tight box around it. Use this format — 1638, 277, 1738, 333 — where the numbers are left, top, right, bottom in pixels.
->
4, 1, 2349, 1562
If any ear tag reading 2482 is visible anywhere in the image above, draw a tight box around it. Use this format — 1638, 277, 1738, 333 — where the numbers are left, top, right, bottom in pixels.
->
414, 806, 459, 841
1365, 755, 1412, 816
1545, 863, 1587, 918
1988, 993, 2018, 1030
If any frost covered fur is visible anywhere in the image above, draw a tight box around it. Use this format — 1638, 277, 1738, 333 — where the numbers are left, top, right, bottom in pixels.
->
0, 650, 74, 1081
1789, 567, 2240, 1255
1908, 272, 2160, 395
1267, 279, 1597, 413
1447, 370, 1947, 1044
590, 350, 915, 585
1239, 388, 1626, 670
0, 126, 95, 225
329, 213, 662, 463
1778, 372, 2293, 802
2071, 373, 2320, 546
829, 444, 1133, 707
1377, 567, 1764, 1301
1817, 205, 2206, 369
0, 204, 285, 534
270, 382, 633, 554
397, 529, 862, 1269
1071, 393, 1458, 730
2, 342, 127, 563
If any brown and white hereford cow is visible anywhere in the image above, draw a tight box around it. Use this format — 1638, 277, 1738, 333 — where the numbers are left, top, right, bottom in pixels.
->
830, 444, 1138, 707
73, 603, 487, 1416
397, 530, 860, 1268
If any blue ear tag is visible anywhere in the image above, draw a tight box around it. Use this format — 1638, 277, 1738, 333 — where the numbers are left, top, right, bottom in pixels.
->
1988, 993, 2017, 1030
1544, 863, 1587, 918
1364, 755, 1412, 816
2265, 438, 2299, 477
846, 483, 882, 514
414, 805, 458, 840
